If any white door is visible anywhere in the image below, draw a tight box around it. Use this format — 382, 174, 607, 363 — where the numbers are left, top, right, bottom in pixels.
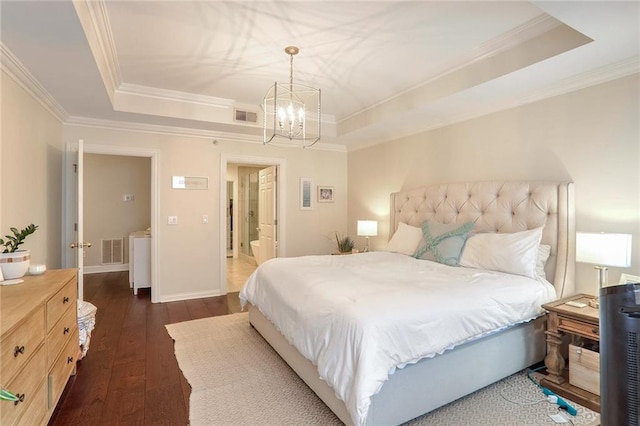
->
70, 140, 91, 301
258, 166, 277, 263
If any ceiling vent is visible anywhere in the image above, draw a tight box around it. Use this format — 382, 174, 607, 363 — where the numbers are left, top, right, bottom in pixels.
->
234, 109, 258, 124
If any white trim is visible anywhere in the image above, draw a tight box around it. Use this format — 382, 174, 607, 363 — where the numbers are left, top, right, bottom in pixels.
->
117, 83, 235, 108
0, 43, 68, 122
72, 0, 122, 103
84, 264, 129, 274
220, 154, 286, 295
159, 289, 221, 303
63, 142, 161, 303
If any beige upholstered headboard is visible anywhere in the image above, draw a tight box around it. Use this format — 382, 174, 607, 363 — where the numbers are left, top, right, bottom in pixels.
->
390, 181, 575, 297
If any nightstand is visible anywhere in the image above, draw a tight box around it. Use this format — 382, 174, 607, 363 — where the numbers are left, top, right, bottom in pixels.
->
541, 293, 600, 412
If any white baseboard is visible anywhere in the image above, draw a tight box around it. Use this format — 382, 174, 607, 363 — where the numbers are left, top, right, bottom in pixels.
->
84, 264, 129, 274
159, 289, 221, 303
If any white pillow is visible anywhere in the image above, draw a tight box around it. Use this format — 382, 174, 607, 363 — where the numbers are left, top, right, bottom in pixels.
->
385, 222, 423, 255
459, 228, 544, 279
536, 244, 551, 281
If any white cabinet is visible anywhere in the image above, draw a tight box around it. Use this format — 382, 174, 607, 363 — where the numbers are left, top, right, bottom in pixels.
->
129, 231, 151, 295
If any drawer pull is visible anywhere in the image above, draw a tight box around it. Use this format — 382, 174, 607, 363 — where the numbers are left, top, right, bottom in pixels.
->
13, 345, 25, 357
64, 327, 70, 334
67, 356, 74, 364
63, 296, 70, 304
592, 328, 598, 335
13, 393, 25, 406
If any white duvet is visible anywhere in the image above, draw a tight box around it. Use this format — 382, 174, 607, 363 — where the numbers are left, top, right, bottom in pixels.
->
239, 251, 556, 426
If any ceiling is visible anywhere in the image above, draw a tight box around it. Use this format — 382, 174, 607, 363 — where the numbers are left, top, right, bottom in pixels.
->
1, 1, 638, 151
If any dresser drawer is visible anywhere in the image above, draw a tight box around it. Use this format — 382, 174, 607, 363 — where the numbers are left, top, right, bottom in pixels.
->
1, 344, 46, 426
559, 317, 599, 340
47, 304, 77, 367
48, 328, 78, 409
46, 278, 76, 333
0, 306, 45, 381
15, 380, 47, 426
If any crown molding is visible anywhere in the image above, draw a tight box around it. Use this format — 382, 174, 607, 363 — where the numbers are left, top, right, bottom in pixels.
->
64, 116, 346, 152
72, 0, 122, 103
0, 43, 68, 123
347, 57, 639, 152
117, 83, 235, 108
341, 14, 562, 123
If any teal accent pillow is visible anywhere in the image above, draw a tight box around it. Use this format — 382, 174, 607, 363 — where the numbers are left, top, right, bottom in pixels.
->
413, 221, 474, 266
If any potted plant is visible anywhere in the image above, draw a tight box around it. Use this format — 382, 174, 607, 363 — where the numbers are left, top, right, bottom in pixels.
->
334, 232, 355, 254
0, 224, 38, 279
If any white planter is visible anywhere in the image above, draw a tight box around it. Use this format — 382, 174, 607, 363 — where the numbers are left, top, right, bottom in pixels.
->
0, 250, 31, 279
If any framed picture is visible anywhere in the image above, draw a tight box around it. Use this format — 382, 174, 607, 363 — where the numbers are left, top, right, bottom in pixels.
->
619, 273, 640, 284
300, 177, 312, 210
318, 186, 334, 203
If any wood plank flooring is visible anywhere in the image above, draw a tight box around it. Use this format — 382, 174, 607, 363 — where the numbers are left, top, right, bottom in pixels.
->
49, 272, 243, 425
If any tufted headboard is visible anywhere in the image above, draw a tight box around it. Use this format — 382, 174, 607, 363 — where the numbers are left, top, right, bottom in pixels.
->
390, 181, 575, 297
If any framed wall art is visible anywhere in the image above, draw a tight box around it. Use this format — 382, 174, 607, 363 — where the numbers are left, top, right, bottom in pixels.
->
318, 186, 334, 203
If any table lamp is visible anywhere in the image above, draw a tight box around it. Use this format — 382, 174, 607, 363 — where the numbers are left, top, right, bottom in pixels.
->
357, 220, 378, 252
576, 232, 632, 308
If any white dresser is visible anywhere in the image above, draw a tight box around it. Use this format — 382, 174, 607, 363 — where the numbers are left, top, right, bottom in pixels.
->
128, 231, 151, 295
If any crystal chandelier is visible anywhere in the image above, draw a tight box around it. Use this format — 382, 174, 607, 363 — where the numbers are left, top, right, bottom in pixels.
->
263, 46, 321, 147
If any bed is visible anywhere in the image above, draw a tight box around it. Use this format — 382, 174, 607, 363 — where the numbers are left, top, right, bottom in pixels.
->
240, 181, 575, 426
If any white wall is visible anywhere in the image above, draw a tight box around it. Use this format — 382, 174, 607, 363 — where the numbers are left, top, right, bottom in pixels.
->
348, 73, 640, 295
84, 153, 151, 268
1, 70, 63, 268
63, 125, 348, 301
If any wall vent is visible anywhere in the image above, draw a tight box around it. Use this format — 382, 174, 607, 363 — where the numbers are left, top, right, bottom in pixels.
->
101, 238, 124, 265
234, 109, 258, 123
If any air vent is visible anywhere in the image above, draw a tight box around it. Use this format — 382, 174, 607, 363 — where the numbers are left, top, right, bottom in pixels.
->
234, 109, 258, 123
101, 238, 124, 265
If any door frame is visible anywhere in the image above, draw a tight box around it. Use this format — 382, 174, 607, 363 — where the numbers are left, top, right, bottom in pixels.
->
219, 154, 286, 295
63, 142, 161, 303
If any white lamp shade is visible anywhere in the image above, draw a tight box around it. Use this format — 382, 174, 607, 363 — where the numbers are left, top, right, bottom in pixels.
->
576, 232, 632, 267
357, 220, 378, 237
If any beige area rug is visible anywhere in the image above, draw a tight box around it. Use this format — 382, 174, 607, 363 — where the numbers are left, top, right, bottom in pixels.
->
166, 313, 600, 426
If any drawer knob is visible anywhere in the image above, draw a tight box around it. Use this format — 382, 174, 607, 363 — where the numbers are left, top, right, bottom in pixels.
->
67, 356, 74, 364
64, 327, 70, 335
13, 393, 25, 406
13, 345, 25, 357
592, 328, 598, 334
63, 296, 70, 304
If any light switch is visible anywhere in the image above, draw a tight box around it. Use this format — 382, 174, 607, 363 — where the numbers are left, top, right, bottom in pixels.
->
168, 216, 178, 225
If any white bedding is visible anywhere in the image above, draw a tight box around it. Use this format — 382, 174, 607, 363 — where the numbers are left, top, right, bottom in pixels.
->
239, 251, 556, 426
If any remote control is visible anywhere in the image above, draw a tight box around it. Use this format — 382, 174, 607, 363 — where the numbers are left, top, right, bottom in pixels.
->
565, 301, 587, 308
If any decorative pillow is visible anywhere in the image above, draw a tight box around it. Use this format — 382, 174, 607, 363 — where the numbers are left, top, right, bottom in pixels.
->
459, 228, 544, 279
536, 244, 551, 281
413, 221, 474, 266
385, 222, 423, 255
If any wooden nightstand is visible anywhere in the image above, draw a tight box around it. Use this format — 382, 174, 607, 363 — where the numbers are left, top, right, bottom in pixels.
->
541, 293, 600, 412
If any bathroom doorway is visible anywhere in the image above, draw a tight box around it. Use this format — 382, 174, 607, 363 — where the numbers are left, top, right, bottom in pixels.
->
220, 155, 286, 295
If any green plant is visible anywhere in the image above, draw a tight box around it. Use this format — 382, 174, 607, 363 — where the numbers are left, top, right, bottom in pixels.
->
0, 224, 39, 253
335, 232, 355, 253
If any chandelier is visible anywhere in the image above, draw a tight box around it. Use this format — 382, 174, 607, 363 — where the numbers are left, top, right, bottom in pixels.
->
263, 46, 321, 147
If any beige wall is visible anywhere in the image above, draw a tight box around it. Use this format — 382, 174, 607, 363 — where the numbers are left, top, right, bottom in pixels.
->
1, 70, 63, 268
348, 73, 640, 295
63, 125, 348, 301
83, 153, 151, 268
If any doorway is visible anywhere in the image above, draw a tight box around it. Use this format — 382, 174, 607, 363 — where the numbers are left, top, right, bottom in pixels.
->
63, 142, 160, 302
219, 155, 286, 295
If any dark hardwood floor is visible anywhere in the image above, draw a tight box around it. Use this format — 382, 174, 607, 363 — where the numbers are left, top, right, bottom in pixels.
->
49, 271, 242, 425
